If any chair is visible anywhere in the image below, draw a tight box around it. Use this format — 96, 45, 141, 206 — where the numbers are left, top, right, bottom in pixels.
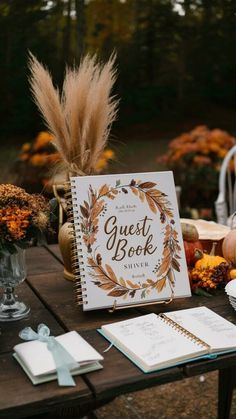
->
215, 144, 236, 225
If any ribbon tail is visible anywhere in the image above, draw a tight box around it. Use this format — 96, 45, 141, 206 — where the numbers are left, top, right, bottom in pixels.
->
57, 365, 76, 387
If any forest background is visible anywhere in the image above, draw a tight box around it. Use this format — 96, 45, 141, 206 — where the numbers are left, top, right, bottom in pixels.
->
1, 0, 236, 138
1, 0, 236, 210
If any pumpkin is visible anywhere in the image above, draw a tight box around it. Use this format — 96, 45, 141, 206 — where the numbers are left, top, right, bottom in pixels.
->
184, 240, 203, 267
229, 268, 236, 279
181, 222, 199, 242
222, 230, 236, 265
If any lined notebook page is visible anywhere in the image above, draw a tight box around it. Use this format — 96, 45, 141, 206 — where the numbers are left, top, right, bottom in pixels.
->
101, 313, 207, 371
166, 306, 236, 352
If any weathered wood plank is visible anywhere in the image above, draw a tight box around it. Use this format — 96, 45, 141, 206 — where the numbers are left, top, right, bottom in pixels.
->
44, 244, 64, 264
26, 246, 63, 276
0, 353, 92, 419
80, 330, 183, 400
27, 271, 142, 332
0, 282, 64, 354
138, 292, 232, 316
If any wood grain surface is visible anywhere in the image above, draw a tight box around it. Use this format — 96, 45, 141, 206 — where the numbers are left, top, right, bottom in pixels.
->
1, 244, 236, 419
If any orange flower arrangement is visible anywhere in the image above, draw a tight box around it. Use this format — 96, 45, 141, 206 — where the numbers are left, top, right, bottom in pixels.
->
17, 131, 115, 193
158, 125, 236, 212
189, 263, 230, 293
0, 184, 50, 255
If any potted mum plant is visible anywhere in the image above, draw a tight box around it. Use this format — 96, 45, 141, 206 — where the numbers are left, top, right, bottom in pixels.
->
158, 125, 236, 218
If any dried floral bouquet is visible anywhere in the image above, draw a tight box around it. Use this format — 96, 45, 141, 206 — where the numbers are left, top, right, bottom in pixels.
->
28, 52, 119, 177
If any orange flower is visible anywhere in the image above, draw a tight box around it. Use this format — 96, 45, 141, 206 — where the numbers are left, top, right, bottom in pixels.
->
102, 149, 115, 159
95, 158, 107, 172
0, 207, 32, 241
33, 131, 54, 151
19, 153, 30, 161
30, 153, 49, 166
21, 142, 31, 152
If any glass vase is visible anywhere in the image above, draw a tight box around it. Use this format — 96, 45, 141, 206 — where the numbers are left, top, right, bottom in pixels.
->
0, 247, 30, 321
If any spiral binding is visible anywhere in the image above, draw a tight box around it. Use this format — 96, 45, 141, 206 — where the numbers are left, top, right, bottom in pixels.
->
65, 179, 88, 307
159, 313, 211, 349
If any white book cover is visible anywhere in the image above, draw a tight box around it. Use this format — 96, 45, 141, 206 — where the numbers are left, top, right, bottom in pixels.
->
70, 171, 191, 310
13, 331, 104, 384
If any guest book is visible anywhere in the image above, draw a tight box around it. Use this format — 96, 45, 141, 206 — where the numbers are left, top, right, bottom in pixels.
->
69, 171, 191, 311
98, 306, 236, 372
13, 331, 103, 384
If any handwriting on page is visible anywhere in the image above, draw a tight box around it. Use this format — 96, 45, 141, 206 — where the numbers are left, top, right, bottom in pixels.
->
115, 316, 200, 366
167, 308, 236, 348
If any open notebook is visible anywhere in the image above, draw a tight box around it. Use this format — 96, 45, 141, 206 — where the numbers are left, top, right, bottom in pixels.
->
98, 306, 236, 373
13, 331, 103, 384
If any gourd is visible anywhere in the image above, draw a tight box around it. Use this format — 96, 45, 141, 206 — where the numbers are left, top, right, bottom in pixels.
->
195, 243, 227, 269
181, 222, 203, 267
222, 213, 236, 265
181, 222, 199, 242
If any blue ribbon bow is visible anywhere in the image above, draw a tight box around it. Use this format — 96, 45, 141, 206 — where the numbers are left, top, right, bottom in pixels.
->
19, 324, 79, 386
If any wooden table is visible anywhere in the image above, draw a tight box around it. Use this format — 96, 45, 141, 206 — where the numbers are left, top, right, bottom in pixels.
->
0, 244, 236, 419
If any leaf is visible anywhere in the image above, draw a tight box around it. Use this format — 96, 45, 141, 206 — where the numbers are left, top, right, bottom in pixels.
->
87, 257, 95, 266
116, 180, 121, 187
147, 188, 163, 198
84, 200, 89, 209
92, 281, 101, 286
130, 186, 138, 196
167, 269, 175, 286
145, 194, 157, 214
193, 288, 212, 297
126, 280, 140, 289
110, 188, 118, 195
141, 290, 146, 299
80, 205, 89, 218
105, 264, 117, 283
139, 182, 156, 189
119, 277, 126, 287
96, 253, 102, 265
157, 255, 171, 276
138, 190, 145, 202
99, 184, 109, 196
99, 283, 114, 290
163, 247, 171, 258
90, 200, 104, 221
171, 258, 180, 272
108, 289, 128, 297
155, 277, 166, 292
146, 279, 155, 285
129, 289, 136, 298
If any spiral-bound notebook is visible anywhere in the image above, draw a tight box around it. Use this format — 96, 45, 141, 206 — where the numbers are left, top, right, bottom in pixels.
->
69, 171, 191, 311
98, 307, 236, 372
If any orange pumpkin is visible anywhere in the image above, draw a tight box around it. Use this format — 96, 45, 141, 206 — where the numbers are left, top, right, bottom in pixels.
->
222, 229, 236, 265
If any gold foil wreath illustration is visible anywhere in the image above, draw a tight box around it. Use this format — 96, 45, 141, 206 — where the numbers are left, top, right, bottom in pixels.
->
79, 179, 181, 300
